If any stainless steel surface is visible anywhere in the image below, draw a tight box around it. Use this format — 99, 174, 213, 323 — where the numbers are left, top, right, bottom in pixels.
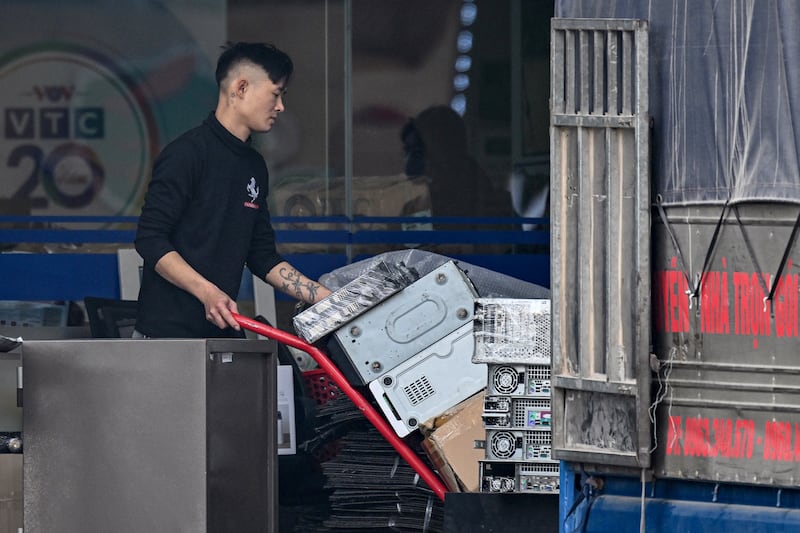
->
550, 18, 652, 468
23, 338, 278, 533
0, 455, 22, 533
0, 356, 20, 432
0, 325, 91, 340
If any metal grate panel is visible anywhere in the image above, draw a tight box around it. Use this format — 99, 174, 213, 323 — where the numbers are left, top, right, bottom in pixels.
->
518, 462, 561, 476
473, 299, 551, 364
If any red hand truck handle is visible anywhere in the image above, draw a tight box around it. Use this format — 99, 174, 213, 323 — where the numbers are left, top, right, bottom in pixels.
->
233, 313, 448, 501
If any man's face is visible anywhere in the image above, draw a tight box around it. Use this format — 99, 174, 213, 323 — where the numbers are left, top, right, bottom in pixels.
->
239, 69, 286, 134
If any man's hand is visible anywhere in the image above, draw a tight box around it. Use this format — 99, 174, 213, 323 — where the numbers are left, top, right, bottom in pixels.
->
200, 284, 241, 331
154, 251, 241, 331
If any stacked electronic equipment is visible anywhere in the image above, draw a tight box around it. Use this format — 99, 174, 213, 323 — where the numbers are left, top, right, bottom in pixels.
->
472, 298, 559, 494
294, 259, 487, 438
292, 259, 488, 529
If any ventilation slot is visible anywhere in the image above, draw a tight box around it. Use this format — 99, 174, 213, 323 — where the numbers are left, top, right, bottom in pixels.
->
403, 375, 435, 406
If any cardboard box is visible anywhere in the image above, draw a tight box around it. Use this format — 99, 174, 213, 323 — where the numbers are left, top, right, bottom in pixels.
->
421, 390, 485, 492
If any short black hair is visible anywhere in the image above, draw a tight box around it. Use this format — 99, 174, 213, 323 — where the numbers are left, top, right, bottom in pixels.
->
215, 41, 294, 87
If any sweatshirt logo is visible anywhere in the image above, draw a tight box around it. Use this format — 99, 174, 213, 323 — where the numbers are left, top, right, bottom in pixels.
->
244, 177, 259, 209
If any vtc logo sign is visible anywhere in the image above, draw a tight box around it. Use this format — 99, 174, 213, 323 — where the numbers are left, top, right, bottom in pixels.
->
6, 91, 105, 141
0, 45, 157, 215
4, 84, 105, 209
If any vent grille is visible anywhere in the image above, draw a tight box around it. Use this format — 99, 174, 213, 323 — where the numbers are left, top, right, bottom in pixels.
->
492, 366, 520, 395
403, 375, 435, 406
473, 299, 551, 364
489, 431, 518, 459
519, 462, 560, 475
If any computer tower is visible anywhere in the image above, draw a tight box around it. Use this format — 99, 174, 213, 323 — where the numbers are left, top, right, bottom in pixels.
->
329, 260, 478, 385
369, 323, 486, 437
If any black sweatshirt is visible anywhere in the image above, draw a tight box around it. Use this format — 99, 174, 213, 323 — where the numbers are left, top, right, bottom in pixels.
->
134, 113, 284, 338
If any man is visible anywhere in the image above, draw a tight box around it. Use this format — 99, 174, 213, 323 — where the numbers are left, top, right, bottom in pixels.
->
134, 42, 330, 338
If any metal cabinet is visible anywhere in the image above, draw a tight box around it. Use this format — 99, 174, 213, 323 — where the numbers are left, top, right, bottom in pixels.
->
22, 338, 278, 533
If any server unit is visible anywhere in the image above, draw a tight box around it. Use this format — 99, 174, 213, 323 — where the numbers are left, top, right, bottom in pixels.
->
329, 260, 478, 385
22, 338, 278, 533
483, 396, 552, 430
488, 363, 551, 397
479, 460, 560, 494
481, 428, 554, 462
473, 299, 558, 496
369, 323, 486, 437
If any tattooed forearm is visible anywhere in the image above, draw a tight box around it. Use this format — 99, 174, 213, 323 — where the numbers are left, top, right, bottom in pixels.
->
305, 283, 321, 303
278, 266, 321, 303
